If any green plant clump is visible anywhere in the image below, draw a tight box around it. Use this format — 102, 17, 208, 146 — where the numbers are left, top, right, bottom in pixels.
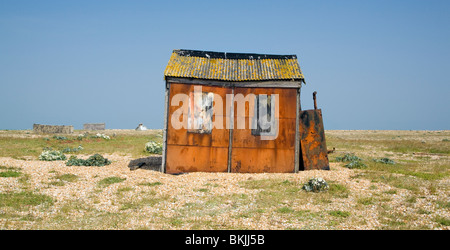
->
335, 153, 368, 169
344, 160, 367, 169
62, 145, 84, 153
53, 136, 68, 140
39, 150, 67, 161
93, 133, 110, 140
66, 154, 111, 167
98, 177, 125, 187
0, 171, 21, 178
335, 153, 362, 162
302, 177, 329, 192
145, 141, 163, 154
373, 157, 396, 165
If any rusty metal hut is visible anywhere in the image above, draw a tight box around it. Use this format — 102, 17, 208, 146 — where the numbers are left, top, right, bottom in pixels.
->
162, 49, 329, 174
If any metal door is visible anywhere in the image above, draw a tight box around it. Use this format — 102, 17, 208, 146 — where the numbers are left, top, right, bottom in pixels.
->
298, 109, 330, 170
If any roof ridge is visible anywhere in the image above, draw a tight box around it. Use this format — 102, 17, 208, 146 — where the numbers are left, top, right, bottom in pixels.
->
174, 49, 297, 60
165, 49, 305, 82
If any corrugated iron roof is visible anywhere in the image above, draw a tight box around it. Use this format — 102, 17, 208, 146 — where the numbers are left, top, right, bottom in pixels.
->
164, 49, 305, 82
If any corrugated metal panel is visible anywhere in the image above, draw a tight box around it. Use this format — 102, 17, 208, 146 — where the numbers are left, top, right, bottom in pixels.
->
164, 50, 305, 82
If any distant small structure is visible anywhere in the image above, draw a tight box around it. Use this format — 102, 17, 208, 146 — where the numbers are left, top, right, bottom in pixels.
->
136, 123, 148, 131
33, 124, 74, 134
83, 123, 105, 130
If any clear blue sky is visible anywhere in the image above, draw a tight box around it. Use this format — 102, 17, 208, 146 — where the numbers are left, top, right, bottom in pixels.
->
1, 0, 449, 130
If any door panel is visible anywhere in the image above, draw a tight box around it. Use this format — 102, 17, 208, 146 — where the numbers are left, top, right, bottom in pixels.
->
298, 109, 330, 170
165, 84, 231, 174
230, 87, 297, 173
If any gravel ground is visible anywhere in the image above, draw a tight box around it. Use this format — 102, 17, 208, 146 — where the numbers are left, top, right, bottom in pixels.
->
0, 154, 449, 230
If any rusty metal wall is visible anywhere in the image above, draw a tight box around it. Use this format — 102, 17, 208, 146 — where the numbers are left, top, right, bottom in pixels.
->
298, 109, 330, 170
165, 83, 299, 173
230, 87, 297, 173
165, 83, 231, 174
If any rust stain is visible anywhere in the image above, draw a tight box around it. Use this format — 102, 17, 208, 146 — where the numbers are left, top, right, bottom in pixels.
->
231, 148, 295, 173
298, 109, 330, 170
166, 145, 229, 174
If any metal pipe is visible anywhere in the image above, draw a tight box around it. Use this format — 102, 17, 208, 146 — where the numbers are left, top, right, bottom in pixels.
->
313, 91, 317, 110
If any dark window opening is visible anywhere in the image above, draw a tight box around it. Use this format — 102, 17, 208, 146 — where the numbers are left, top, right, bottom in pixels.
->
252, 95, 273, 136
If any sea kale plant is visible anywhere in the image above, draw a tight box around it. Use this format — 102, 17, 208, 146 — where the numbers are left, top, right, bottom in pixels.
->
302, 177, 329, 192
61, 145, 84, 153
344, 160, 367, 169
373, 157, 396, 165
145, 141, 163, 155
335, 153, 363, 162
93, 133, 111, 140
336, 153, 367, 169
52, 136, 68, 140
66, 154, 111, 167
39, 150, 67, 161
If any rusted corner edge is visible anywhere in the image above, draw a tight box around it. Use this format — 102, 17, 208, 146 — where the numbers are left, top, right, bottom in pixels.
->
161, 81, 171, 173
294, 87, 301, 173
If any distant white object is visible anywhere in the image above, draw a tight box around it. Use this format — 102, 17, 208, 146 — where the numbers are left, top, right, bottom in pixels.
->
136, 123, 148, 131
